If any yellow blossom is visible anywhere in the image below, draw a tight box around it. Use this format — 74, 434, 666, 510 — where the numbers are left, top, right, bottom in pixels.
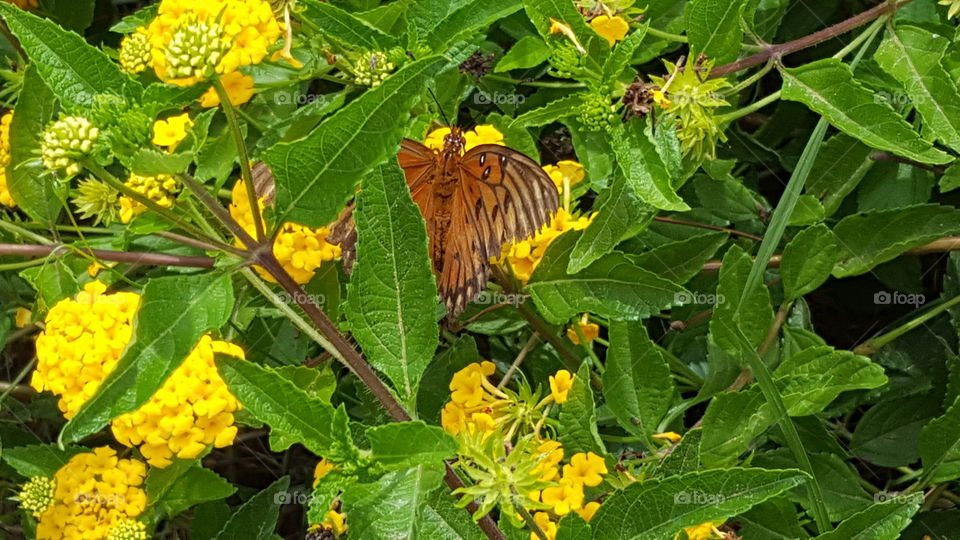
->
424, 124, 505, 152
531, 512, 558, 540
0, 111, 15, 208
654, 431, 683, 443
313, 458, 336, 487
228, 179, 341, 284
542, 160, 585, 193
323, 509, 347, 535
118, 172, 180, 223
576, 501, 601, 522
590, 15, 630, 46
152, 113, 193, 149
450, 361, 496, 407
549, 370, 574, 404
145, 0, 281, 86
677, 521, 725, 540
562, 452, 608, 487
33, 447, 148, 540
541, 482, 584, 515
567, 321, 599, 344
533, 439, 564, 482
548, 18, 586, 55
112, 335, 244, 467
499, 208, 595, 283
32, 281, 140, 417
200, 71, 256, 108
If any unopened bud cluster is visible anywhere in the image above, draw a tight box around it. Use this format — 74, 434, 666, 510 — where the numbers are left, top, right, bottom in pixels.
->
163, 17, 231, 82
41, 116, 99, 177
119, 29, 152, 74
353, 51, 395, 87
577, 92, 618, 131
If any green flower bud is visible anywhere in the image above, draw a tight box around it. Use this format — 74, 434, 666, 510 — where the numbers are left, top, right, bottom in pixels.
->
353, 51, 395, 87
41, 116, 100, 177
73, 178, 120, 225
18, 476, 54, 518
163, 17, 230, 82
119, 28, 152, 74
549, 42, 584, 79
577, 92, 619, 131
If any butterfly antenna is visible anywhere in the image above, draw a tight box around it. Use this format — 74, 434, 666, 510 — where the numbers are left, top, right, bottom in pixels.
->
427, 88, 452, 127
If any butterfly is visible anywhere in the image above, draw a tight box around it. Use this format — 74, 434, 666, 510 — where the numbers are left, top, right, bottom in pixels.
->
330, 127, 560, 320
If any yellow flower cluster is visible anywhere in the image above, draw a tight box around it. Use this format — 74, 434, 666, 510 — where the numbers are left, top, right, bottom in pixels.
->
119, 29, 152, 74
499, 208, 595, 283
19, 476, 55, 518
229, 179, 342, 284
0, 110, 15, 207
527, 447, 606, 539
310, 458, 347, 537
31, 282, 245, 468
567, 320, 600, 344
144, 0, 281, 86
32, 281, 140, 418
423, 124, 505, 151
676, 521, 726, 540
112, 335, 244, 467
32, 447, 148, 540
542, 160, 585, 193
118, 172, 180, 224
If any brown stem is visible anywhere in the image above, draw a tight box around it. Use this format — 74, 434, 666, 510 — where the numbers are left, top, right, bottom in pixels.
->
0, 243, 215, 268
154, 231, 231, 253
254, 253, 505, 539
711, 1, 911, 78
654, 216, 764, 242
870, 152, 949, 175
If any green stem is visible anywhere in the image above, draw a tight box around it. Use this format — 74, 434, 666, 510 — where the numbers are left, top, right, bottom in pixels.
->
855, 295, 960, 355
214, 78, 265, 242
646, 26, 764, 51
0, 219, 54, 245
483, 74, 586, 89
716, 90, 780, 124
0, 358, 35, 409
0, 258, 47, 271
722, 60, 773, 96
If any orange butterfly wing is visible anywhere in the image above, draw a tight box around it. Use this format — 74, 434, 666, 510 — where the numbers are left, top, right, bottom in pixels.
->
398, 140, 559, 317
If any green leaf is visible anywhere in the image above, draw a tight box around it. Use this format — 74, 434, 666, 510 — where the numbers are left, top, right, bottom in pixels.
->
806, 134, 876, 216
216, 357, 361, 464
122, 148, 194, 176
737, 497, 810, 540
61, 274, 234, 443
813, 502, 919, 540
341, 465, 445, 540
300, 0, 397, 50
146, 462, 236, 519
7, 64, 61, 224
780, 59, 951, 165
527, 232, 686, 323
263, 55, 445, 228
709, 245, 774, 355
558, 363, 605, 455
692, 175, 760, 223
874, 25, 960, 152
831, 204, 960, 278
509, 94, 584, 128
417, 0, 523, 51
781, 224, 841, 300
39, 0, 95, 32
20, 259, 79, 312
0, 4, 141, 111
567, 172, 656, 274
610, 121, 690, 211
685, 0, 745, 64
601, 25, 649, 82
941, 162, 960, 194
346, 161, 439, 400
603, 322, 674, 439
1, 444, 86, 478
419, 488, 487, 540
629, 231, 728, 285
110, 4, 158, 33
920, 396, 960, 483
216, 476, 289, 540
367, 421, 457, 471
495, 35, 552, 72
851, 396, 936, 468
787, 194, 825, 226
590, 468, 808, 539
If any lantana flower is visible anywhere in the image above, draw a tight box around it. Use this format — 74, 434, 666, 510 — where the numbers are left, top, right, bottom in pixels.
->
0, 111, 15, 207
